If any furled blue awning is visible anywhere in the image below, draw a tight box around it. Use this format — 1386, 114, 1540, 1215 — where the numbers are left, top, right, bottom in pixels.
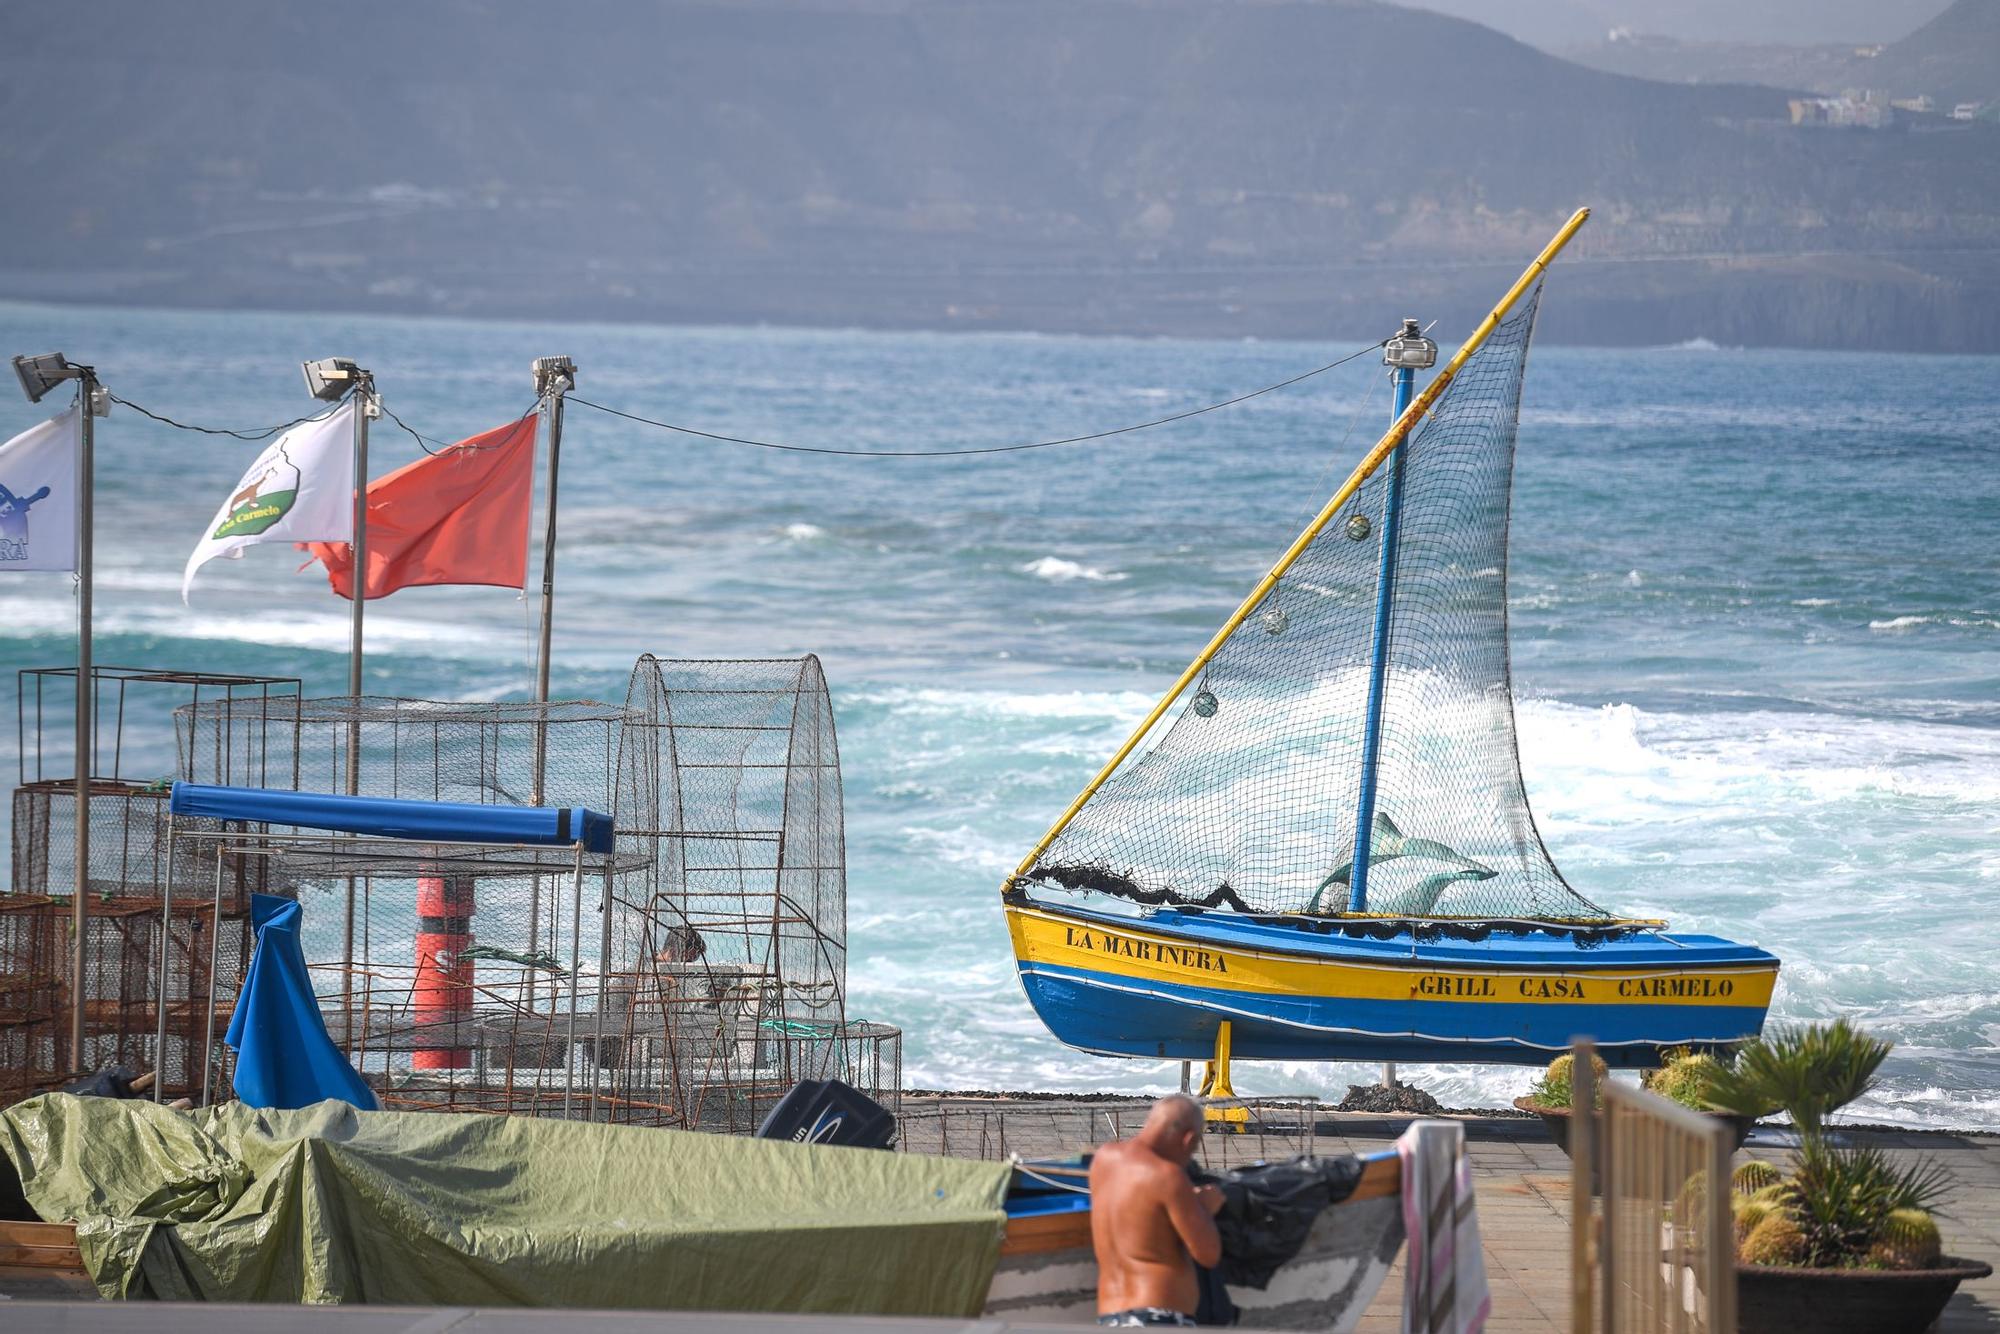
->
168, 782, 614, 855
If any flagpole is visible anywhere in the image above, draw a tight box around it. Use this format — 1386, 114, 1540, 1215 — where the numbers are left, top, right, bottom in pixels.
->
343, 372, 372, 1045
10, 352, 102, 1077
527, 357, 573, 1001
529, 356, 574, 805
346, 376, 370, 728
70, 368, 98, 1072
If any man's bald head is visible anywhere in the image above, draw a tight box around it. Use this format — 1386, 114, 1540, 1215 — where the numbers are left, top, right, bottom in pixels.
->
1149, 1093, 1201, 1134
1138, 1093, 1204, 1161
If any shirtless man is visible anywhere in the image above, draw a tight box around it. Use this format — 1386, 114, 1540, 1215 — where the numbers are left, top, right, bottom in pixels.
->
1088, 1093, 1226, 1327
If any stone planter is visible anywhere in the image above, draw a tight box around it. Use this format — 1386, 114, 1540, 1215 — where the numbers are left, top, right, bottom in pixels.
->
1512, 1097, 1756, 1194
1734, 1257, 1992, 1334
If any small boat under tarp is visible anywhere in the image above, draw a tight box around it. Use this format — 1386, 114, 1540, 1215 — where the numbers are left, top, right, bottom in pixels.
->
0, 1094, 1410, 1330
2, 1093, 1412, 1328
0, 1092, 1011, 1314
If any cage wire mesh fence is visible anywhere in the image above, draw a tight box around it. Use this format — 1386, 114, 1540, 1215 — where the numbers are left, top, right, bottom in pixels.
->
2, 668, 300, 1103
162, 659, 888, 1128
609, 655, 866, 1131
896, 1096, 1322, 1169
1026, 285, 1614, 924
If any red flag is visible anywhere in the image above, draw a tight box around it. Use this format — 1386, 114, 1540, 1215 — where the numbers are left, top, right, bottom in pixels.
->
304, 415, 537, 601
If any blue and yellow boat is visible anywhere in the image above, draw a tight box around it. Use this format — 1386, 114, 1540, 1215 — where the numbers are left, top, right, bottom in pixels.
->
1001, 210, 1778, 1075
1005, 899, 1777, 1068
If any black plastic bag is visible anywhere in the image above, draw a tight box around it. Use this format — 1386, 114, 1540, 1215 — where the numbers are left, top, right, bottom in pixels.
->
61, 1065, 143, 1100
1203, 1155, 1365, 1290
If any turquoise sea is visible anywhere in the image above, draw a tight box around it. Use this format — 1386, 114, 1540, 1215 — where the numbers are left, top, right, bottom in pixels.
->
1, 300, 1994, 1127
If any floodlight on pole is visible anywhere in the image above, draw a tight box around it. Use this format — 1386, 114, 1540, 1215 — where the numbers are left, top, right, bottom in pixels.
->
532, 355, 576, 399
13, 351, 87, 404
302, 357, 365, 402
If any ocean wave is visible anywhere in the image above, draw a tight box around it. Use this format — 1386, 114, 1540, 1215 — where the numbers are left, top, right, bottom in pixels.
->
852, 684, 1154, 722
0, 599, 515, 654
897, 823, 1024, 875
1020, 556, 1127, 583
781, 522, 825, 541
1514, 697, 2000, 813
1869, 613, 1999, 632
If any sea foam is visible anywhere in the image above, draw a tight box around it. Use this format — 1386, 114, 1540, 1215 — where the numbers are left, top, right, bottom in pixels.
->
1021, 556, 1126, 583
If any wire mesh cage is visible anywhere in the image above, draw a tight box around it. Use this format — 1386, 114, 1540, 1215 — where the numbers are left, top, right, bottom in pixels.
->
570, 654, 865, 1129
0, 896, 63, 1105
170, 693, 651, 1107
176, 694, 643, 821
164, 663, 891, 1130
3, 667, 300, 1102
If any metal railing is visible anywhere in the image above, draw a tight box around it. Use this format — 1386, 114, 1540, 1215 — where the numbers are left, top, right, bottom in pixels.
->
894, 1094, 1320, 1167
1572, 1038, 1736, 1333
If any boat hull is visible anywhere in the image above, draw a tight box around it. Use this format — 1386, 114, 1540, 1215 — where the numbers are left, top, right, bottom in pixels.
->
1006, 898, 1778, 1067
989, 1194, 1400, 1329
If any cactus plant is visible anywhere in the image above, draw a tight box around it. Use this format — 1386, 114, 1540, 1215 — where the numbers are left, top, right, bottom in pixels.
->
1740, 1212, 1809, 1267
1867, 1208, 1942, 1270
1750, 1181, 1792, 1206
1643, 1049, 1727, 1111
1733, 1196, 1776, 1246
1732, 1160, 1783, 1197
1526, 1050, 1607, 1109
1672, 1168, 1711, 1232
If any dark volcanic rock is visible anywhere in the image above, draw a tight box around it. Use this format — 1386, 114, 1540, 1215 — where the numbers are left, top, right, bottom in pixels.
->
1338, 1082, 1446, 1115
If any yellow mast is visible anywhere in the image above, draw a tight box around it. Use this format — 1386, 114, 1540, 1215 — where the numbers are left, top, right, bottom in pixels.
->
1003, 207, 1592, 895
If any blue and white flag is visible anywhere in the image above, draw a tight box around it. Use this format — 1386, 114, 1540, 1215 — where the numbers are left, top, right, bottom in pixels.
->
0, 406, 79, 573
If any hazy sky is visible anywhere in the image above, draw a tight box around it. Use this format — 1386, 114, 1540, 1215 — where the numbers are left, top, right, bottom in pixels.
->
1388, 0, 1957, 50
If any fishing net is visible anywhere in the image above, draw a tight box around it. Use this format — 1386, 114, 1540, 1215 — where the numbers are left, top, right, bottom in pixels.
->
616, 655, 847, 1031
1025, 284, 1615, 921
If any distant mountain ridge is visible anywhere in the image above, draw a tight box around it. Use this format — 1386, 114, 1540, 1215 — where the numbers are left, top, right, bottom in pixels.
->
3, 0, 1997, 350
1563, 0, 1999, 107
1391, 0, 1954, 50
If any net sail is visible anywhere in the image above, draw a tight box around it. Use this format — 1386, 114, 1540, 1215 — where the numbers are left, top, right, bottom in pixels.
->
1023, 283, 1614, 922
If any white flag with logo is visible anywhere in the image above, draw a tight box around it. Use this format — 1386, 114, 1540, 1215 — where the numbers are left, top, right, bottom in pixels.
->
0, 407, 80, 573
183, 400, 357, 602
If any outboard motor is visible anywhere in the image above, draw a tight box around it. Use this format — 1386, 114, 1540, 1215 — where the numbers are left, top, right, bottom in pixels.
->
755, 1078, 897, 1150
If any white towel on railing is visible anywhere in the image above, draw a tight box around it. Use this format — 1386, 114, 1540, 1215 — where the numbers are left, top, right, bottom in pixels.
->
1397, 1119, 1490, 1334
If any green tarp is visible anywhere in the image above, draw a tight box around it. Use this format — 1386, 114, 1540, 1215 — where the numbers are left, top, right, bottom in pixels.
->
0, 1094, 1011, 1314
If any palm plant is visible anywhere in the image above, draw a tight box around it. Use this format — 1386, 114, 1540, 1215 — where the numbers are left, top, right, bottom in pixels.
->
1705, 1018, 1952, 1269
1703, 1017, 1886, 1138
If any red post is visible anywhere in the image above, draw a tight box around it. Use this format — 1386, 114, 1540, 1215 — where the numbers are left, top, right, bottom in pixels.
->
413, 875, 474, 1070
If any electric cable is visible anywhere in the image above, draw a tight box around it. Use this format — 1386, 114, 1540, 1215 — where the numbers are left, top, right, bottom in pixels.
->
105, 393, 338, 441
564, 336, 1389, 458
100, 338, 1386, 462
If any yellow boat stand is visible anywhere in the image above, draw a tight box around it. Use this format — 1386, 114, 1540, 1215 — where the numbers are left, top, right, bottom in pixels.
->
1196, 1020, 1250, 1132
